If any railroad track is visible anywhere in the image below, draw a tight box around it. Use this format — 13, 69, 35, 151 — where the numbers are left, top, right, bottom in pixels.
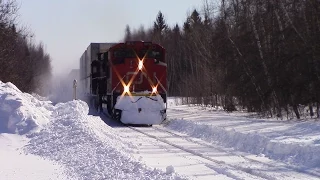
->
152, 126, 320, 178
125, 124, 320, 180
98, 111, 320, 180
127, 125, 272, 180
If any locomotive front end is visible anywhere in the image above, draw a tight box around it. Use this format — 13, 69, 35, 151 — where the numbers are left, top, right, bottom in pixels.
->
109, 41, 167, 125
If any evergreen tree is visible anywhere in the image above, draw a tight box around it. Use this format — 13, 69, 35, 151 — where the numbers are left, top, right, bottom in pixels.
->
190, 9, 202, 26
153, 11, 168, 35
124, 24, 131, 41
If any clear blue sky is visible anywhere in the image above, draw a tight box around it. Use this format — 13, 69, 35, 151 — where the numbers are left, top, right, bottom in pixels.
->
18, 0, 204, 75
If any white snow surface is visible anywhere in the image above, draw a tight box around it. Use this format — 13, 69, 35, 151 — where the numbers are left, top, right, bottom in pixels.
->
0, 133, 69, 180
0, 81, 183, 180
0, 81, 52, 134
115, 94, 165, 124
2, 79, 320, 179
165, 98, 320, 168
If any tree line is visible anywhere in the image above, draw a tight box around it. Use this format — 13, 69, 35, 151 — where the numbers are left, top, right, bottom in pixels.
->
124, 0, 319, 119
0, 0, 51, 94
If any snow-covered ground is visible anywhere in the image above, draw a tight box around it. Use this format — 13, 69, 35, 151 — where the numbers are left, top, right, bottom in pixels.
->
109, 98, 320, 179
1, 80, 320, 179
0, 133, 69, 180
0, 82, 69, 180
166, 98, 320, 169
0, 81, 183, 180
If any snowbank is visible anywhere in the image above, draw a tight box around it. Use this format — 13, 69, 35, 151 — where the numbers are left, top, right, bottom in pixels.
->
26, 100, 183, 180
166, 97, 320, 168
166, 117, 320, 168
0, 81, 52, 134
0, 81, 183, 179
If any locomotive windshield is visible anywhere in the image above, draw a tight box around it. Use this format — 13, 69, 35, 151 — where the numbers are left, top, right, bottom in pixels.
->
112, 46, 164, 63
113, 49, 135, 58
140, 50, 161, 59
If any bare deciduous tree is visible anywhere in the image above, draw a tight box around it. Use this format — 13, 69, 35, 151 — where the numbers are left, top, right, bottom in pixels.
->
123, 0, 320, 119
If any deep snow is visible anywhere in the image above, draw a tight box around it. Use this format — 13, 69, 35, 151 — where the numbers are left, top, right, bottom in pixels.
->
0, 82, 51, 134
0, 81, 184, 180
165, 98, 320, 170
1, 80, 320, 179
0, 133, 69, 180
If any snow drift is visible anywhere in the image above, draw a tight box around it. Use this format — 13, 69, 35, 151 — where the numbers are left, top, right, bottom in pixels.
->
0, 81, 52, 134
26, 100, 182, 179
0, 81, 184, 179
166, 110, 320, 168
166, 99, 320, 168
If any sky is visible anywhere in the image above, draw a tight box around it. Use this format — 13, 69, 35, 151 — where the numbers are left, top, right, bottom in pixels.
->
17, 0, 204, 75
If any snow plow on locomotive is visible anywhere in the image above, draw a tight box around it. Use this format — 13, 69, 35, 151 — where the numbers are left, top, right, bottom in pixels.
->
79, 41, 167, 125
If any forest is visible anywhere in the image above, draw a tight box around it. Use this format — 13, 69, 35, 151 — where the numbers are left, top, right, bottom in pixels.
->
0, 0, 51, 94
124, 0, 320, 119
1, 0, 319, 119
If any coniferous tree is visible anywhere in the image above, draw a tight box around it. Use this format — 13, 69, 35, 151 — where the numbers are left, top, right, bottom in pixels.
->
153, 11, 168, 43
124, 25, 131, 41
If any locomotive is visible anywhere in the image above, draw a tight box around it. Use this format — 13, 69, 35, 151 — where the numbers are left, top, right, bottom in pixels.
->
79, 41, 167, 125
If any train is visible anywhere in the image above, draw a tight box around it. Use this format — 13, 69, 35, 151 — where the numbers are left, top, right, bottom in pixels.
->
79, 41, 167, 125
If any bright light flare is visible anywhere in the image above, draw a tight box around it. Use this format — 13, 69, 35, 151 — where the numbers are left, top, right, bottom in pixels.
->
124, 85, 130, 93
138, 60, 143, 70
152, 86, 157, 94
